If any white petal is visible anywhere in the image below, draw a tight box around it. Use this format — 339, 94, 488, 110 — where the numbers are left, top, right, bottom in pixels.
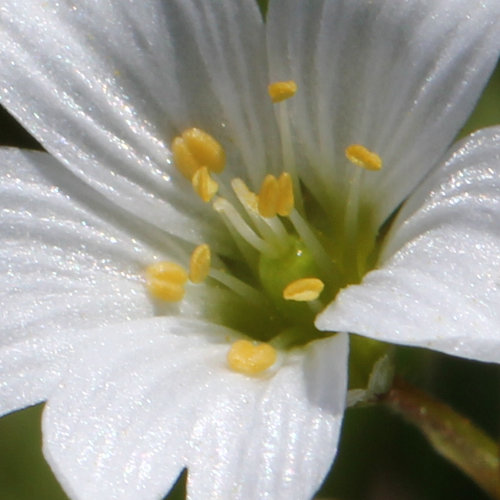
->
0, 148, 178, 415
317, 127, 500, 363
267, 0, 500, 223
0, 326, 93, 418
0, 0, 276, 248
187, 333, 348, 500
43, 317, 348, 500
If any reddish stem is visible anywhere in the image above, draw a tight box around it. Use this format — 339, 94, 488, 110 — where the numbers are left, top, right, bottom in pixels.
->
381, 379, 500, 499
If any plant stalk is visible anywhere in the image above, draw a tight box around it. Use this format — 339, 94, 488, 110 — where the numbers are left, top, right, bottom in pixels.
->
381, 379, 500, 499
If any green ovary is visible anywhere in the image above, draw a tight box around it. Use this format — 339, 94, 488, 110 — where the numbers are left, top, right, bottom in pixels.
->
233, 204, 389, 385
167, 122, 390, 383
260, 238, 320, 303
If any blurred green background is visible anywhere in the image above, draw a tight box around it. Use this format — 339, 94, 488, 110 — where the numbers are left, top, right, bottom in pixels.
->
0, 2, 499, 499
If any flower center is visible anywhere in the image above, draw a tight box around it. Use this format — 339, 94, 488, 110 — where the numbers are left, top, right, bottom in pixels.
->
146, 81, 383, 376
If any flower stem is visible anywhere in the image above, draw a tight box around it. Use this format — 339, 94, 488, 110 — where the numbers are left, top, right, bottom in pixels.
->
381, 379, 500, 499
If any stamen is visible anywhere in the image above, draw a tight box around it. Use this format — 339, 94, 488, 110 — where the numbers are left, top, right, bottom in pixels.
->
258, 174, 279, 218
271, 81, 304, 212
288, 209, 339, 278
172, 127, 226, 179
345, 144, 382, 171
171, 136, 199, 179
343, 145, 382, 278
283, 277, 324, 302
213, 197, 276, 256
232, 178, 290, 252
231, 178, 259, 214
227, 339, 277, 375
189, 244, 211, 283
268, 80, 297, 103
192, 167, 219, 202
146, 261, 188, 302
209, 268, 269, 308
276, 172, 294, 216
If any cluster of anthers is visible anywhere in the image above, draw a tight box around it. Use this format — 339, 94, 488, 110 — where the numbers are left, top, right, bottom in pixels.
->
145, 80, 382, 376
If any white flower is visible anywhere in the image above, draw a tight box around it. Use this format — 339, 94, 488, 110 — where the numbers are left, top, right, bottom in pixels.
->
0, 0, 499, 499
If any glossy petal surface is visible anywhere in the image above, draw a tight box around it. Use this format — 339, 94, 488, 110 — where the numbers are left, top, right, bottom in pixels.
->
0, 148, 180, 415
43, 318, 348, 500
317, 128, 500, 362
267, 0, 500, 222
0, 0, 277, 250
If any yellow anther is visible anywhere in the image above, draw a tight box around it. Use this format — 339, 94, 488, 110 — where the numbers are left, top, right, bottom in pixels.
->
268, 80, 298, 103
189, 244, 211, 283
146, 261, 188, 302
258, 174, 279, 218
227, 340, 277, 375
283, 277, 325, 302
257, 172, 295, 218
192, 166, 219, 202
345, 144, 382, 171
276, 172, 294, 216
172, 127, 226, 179
172, 136, 199, 179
